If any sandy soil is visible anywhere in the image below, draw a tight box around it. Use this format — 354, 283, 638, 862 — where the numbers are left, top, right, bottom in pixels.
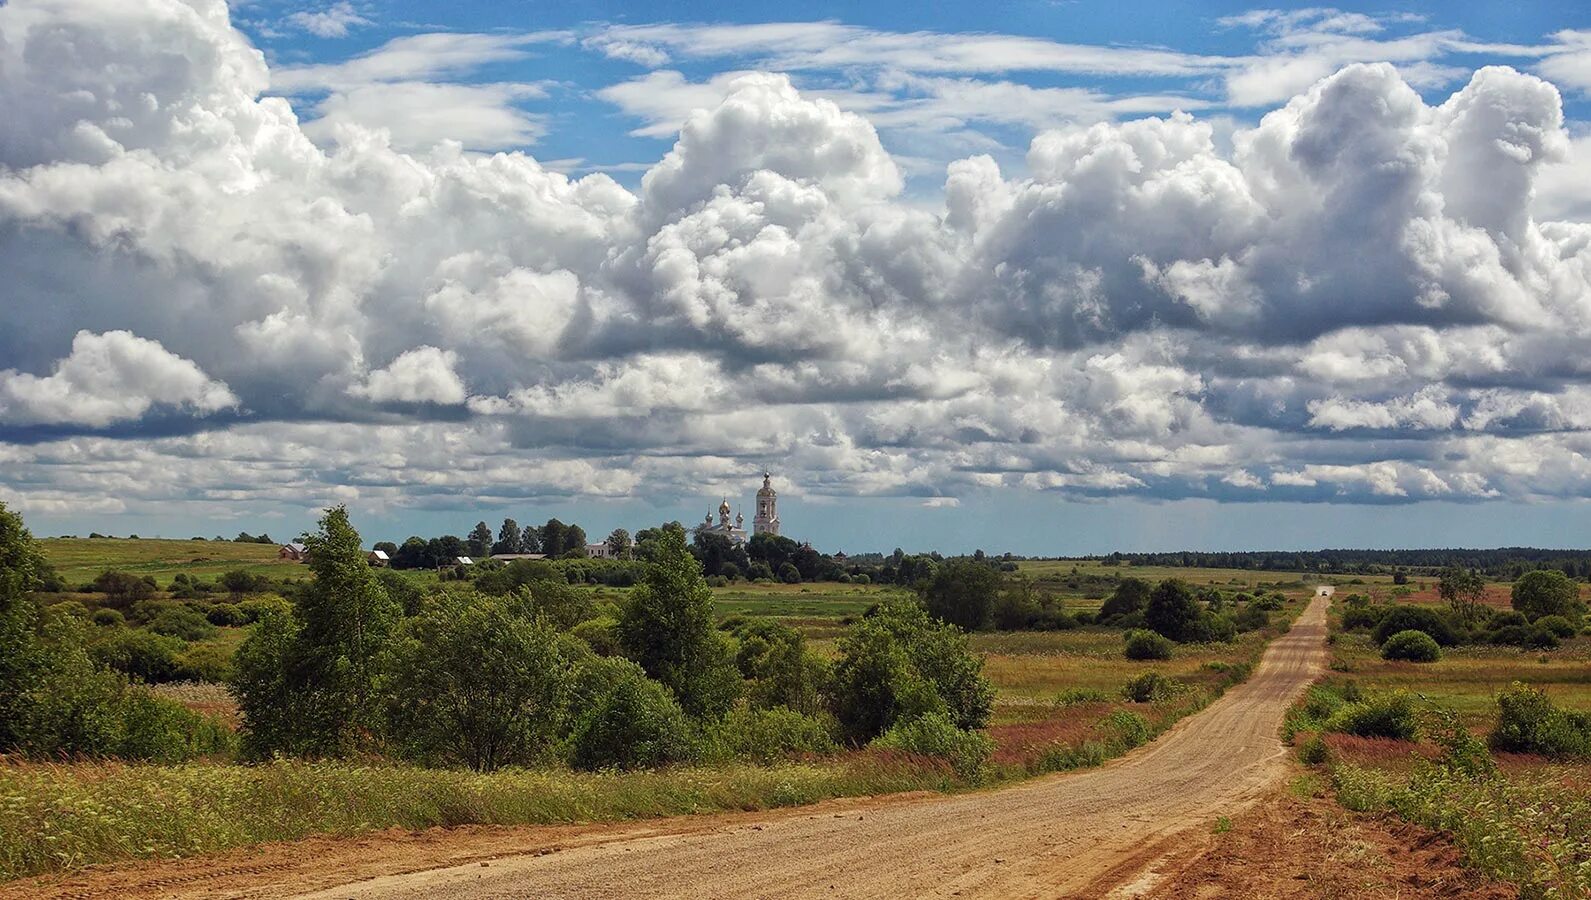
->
1144, 787, 1516, 899
8, 594, 1330, 900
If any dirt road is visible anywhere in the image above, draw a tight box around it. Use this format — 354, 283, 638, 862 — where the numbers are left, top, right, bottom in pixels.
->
284, 594, 1329, 900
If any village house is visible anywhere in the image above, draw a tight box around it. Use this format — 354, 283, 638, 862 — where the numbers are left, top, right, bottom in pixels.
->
278, 542, 307, 562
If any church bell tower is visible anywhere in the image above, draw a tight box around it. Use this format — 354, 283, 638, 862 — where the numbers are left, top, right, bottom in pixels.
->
753, 472, 780, 536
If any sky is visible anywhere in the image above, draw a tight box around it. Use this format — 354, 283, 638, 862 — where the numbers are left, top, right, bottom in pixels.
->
3, 1, 1591, 554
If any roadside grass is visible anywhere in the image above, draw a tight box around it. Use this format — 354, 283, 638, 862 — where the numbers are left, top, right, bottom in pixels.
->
0, 754, 959, 883
1296, 594, 1591, 897
0, 554, 1313, 884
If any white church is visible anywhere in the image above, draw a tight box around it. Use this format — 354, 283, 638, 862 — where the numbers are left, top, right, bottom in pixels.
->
698, 472, 781, 545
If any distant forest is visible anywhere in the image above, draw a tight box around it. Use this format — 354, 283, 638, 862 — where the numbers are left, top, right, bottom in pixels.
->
1096, 549, 1591, 579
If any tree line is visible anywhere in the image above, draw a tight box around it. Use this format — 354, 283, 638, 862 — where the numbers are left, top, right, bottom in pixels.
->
1102, 548, 1591, 579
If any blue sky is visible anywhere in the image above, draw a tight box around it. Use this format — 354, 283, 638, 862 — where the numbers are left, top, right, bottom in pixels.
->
4, 0, 1591, 553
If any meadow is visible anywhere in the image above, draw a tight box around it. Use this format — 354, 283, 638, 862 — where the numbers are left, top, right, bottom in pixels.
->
39, 537, 303, 585
1292, 590, 1591, 897
0, 541, 1317, 884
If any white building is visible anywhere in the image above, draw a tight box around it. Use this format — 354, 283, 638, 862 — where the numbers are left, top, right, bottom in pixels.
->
698, 498, 748, 545
753, 472, 780, 536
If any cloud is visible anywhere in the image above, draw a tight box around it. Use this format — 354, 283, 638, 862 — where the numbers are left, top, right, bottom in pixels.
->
351, 346, 468, 405
284, 2, 369, 38
1, 0, 1591, 524
0, 331, 237, 427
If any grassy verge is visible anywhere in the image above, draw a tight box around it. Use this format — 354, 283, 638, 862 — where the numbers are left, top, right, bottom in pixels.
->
1331, 760, 1591, 898
0, 754, 956, 882
0, 594, 1309, 883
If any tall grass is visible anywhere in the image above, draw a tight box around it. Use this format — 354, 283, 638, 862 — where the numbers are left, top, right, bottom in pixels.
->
0, 755, 954, 882
1333, 762, 1591, 899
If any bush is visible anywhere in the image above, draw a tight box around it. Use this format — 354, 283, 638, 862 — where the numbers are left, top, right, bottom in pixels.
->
1297, 733, 1330, 766
1145, 579, 1204, 642
1098, 577, 1151, 623
871, 712, 993, 780
1511, 570, 1585, 622
91, 608, 125, 628
830, 598, 994, 743
1372, 605, 1460, 647
616, 530, 741, 719
236, 595, 291, 623
176, 641, 235, 682
91, 628, 186, 682
1123, 629, 1173, 661
567, 660, 695, 771
111, 689, 235, 762
147, 605, 218, 642
386, 593, 572, 771
1489, 682, 1591, 758
1121, 672, 1183, 703
1525, 625, 1561, 650
1488, 624, 1532, 646
1381, 629, 1442, 663
205, 603, 247, 627
1326, 691, 1420, 742
1535, 615, 1577, 639
1232, 604, 1270, 632
710, 707, 838, 764
1340, 604, 1383, 631
569, 616, 620, 656
1095, 708, 1153, 749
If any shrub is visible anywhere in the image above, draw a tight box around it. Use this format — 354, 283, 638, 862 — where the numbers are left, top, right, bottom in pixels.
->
730, 619, 829, 716
204, 603, 247, 627
376, 570, 425, 617
92, 571, 155, 604
1232, 604, 1270, 632
710, 707, 837, 763
111, 689, 235, 762
1095, 709, 1153, 749
1489, 624, 1532, 646
569, 616, 620, 656
386, 593, 572, 771
872, 711, 993, 780
616, 529, 741, 719
1099, 577, 1151, 622
1535, 615, 1578, 639
1121, 672, 1183, 703
1489, 682, 1590, 758
1488, 610, 1529, 631
236, 595, 291, 623
1372, 605, 1460, 647
830, 598, 994, 743
175, 641, 235, 683
1145, 579, 1204, 642
91, 608, 125, 628
147, 605, 218, 642
1326, 691, 1420, 742
1511, 570, 1586, 622
1123, 629, 1173, 660
1340, 604, 1383, 631
91, 628, 186, 682
567, 660, 695, 770
1297, 734, 1330, 766
1381, 629, 1442, 663
1525, 625, 1561, 650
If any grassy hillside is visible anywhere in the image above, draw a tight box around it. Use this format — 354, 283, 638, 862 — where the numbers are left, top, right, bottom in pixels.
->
40, 537, 303, 585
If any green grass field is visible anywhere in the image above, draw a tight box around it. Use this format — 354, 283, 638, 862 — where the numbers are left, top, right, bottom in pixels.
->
40, 537, 304, 586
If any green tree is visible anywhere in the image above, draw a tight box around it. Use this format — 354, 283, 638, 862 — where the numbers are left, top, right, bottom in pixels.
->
541, 519, 568, 558
386, 593, 571, 771
1438, 567, 1488, 628
605, 528, 633, 560
467, 521, 493, 558
920, 559, 1002, 630
493, 518, 522, 556
563, 524, 589, 558
830, 597, 993, 743
615, 528, 741, 718
1145, 579, 1204, 642
0, 501, 47, 751
1099, 577, 1151, 621
1511, 569, 1585, 622
234, 506, 399, 757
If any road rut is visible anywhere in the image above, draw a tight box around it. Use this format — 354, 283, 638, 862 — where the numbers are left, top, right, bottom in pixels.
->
299, 593, 1330, 900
